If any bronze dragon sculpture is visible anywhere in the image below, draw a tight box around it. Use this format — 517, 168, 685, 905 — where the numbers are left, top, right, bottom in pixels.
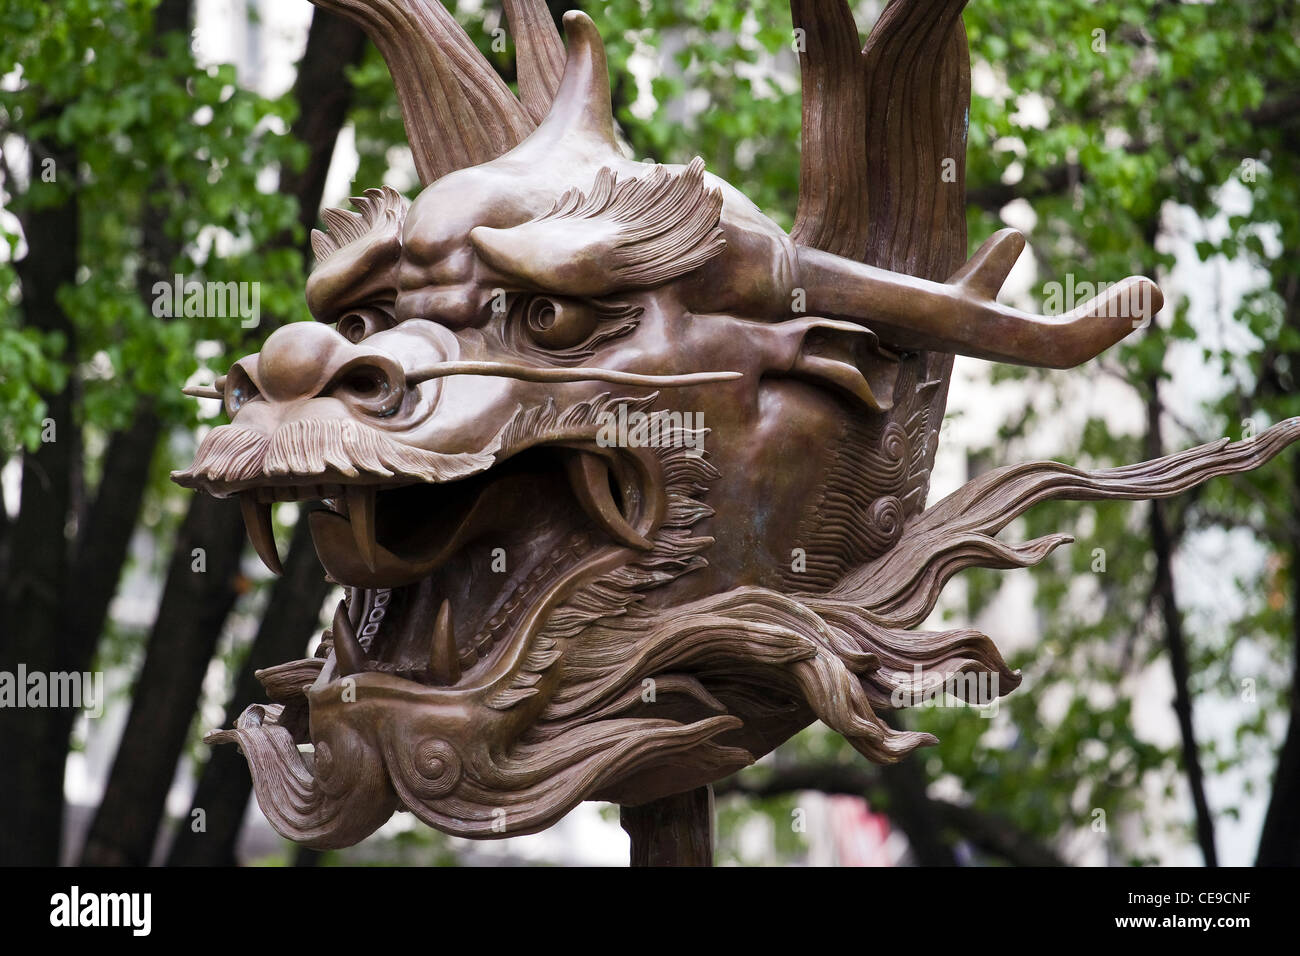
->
173, 0, 1299, 847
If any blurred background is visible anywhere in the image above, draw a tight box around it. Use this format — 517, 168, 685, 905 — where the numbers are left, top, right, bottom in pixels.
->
1, 0, 1298, 866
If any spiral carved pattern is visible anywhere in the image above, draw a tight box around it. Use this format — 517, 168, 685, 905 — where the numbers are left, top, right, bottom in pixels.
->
869, 422, 909, 494
396, 737, 463, 801
310, 729, 373, 800
859, 495, 905, 555
314, 740, 333, 777
785, 414, 918, 591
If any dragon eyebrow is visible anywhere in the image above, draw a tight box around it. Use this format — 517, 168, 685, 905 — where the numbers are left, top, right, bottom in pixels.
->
406, 361, 742, 388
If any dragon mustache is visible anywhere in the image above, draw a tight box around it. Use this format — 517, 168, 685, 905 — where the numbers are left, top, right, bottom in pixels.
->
173, 419, 503, 492
172, 419, 505, 573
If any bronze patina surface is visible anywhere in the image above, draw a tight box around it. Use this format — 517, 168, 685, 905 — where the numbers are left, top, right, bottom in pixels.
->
173, 0, 1300, 848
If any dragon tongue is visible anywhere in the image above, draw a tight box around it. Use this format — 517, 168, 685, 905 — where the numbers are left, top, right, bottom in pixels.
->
346, 485, 378, 571
240, 494, 283, 575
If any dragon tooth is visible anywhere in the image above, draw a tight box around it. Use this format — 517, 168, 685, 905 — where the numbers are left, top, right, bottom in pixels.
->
240, 495, 283, 575
332, 599, 367, 677
564, 451, 652, 550
346, 485, 378, 571
428, 598, 461, 686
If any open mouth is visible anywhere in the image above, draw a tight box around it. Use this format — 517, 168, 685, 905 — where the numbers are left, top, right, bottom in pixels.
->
193, 398, 741, 846
239, 441, 660, 695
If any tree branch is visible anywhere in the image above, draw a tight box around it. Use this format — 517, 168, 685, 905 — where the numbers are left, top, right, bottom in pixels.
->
1145, 372, 1219, 867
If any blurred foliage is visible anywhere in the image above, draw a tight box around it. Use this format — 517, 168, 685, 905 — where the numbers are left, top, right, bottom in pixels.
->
934, 0, 1300, 865
0, 0, 307, 451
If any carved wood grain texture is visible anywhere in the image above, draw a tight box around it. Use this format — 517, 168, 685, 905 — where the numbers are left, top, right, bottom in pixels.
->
790, 0, 870, 260
503, 0, 566, 123
311, 0, 535, 184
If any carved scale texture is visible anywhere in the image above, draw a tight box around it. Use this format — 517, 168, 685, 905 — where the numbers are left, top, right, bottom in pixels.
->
781, 361, 941, 591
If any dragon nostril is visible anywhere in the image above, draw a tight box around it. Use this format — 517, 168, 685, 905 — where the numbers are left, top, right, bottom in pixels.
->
224, 365, 260, 418
334, 362, 404, 416
253, 322, 407, 412
345, 370, 383, 397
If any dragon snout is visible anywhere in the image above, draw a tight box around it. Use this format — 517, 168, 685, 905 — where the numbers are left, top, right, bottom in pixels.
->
255, 322, 406, 417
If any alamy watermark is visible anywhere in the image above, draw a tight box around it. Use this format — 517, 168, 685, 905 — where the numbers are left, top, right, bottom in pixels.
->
0, 665, 105, 718
889, 665, 1001, 717
1042, 273, 1154, 327
50, 886, 151, 936
595, 406, 705, 458
152, 273, 260, 328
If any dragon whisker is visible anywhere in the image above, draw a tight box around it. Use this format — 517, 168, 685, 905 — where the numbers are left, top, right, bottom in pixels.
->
181, 385, 224, 399
406, 361, 742, 388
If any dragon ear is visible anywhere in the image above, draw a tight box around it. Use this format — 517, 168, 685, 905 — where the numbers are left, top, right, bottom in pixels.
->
469, 159, 726, 297
765, 317, 901, 413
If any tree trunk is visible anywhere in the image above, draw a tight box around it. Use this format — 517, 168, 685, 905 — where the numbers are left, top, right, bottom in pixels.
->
79, 6, 366, 866
1254, 254, 1300, 866
1256, 434, 1300, 865
876, 750, 961, 866
80, 496, 248, 865
166, 518, 331, 865
64, 408, 164, 681
0, 0, 193, 868
0, 135, 80, 866
273, 8, 371, 241
1146, 379, 1218, 867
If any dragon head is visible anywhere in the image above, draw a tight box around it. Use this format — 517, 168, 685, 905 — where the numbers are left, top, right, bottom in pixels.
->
173, 2, 1165, 846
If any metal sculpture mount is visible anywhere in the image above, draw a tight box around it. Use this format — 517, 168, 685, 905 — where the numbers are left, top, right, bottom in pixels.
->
173, 0, 1300, 853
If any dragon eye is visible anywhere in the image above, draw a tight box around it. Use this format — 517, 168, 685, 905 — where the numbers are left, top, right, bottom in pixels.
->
523, 296, 598, 350
337, 308, 394, 344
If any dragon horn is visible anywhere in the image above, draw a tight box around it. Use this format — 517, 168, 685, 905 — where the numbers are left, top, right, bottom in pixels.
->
505, 11, 621, 161
796, 230, 1164, 369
